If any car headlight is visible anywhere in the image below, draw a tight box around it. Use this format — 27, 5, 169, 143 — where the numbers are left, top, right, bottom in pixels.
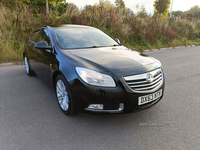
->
76, 67, 116, 87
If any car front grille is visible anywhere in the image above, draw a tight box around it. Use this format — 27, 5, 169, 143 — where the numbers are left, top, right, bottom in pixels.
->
123, 68, 163, 93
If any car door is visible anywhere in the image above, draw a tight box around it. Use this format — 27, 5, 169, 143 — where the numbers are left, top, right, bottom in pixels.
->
27, 29, 41, 71
32, 28, 53, 81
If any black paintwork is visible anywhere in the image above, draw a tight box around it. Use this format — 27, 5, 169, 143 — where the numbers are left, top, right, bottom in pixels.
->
24, 25, 165, 114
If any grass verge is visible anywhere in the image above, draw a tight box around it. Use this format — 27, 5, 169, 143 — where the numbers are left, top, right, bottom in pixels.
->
0, 3, 200, 63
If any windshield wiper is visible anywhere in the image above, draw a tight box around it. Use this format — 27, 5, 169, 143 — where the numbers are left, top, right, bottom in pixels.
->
112, 44, 120, 46
91, 46, 109, 48
92, 45, 120, 48
76, 45, 120, 49
106, 44, 120, 47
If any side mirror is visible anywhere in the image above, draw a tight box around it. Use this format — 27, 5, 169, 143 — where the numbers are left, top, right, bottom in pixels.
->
34, 41, 52, 49
115, 38, 120, 44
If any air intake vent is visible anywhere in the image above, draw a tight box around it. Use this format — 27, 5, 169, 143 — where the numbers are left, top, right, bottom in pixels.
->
123, 68, 163, 93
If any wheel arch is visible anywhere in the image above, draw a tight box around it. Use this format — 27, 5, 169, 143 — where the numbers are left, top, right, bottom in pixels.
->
52, 71, 62, 90
52, 70, 69, 91
52, 58, 77, 90
52, 70, 77, 115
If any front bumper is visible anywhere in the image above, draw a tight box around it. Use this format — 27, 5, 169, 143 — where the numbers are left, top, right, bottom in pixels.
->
70, 78, 165, 114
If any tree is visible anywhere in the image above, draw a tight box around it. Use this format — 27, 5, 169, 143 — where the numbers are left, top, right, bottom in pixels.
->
0, 0, 65, 10
153, 0, 170, 16
181, 11, 194, 19
46, 0, 49, 14
197, 11, 200, 18
136, 5, 147, 17
84, 4, 93, 12
98, 0, 112, 10
189, 5, 200, 18
0, 0, 23, 8
24, 0, 65, 10
56, 1, 68, 15
67, 3, 78, 10
115, 0, 125, 10
172, 10, 183, 17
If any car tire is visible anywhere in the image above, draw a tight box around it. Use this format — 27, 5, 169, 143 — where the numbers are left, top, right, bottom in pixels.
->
55, 74, 76, 116
24, 55, 35, 76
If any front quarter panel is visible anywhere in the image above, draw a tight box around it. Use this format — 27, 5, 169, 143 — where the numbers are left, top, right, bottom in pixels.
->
51, 49, 128, 113
51, 49, 84, 111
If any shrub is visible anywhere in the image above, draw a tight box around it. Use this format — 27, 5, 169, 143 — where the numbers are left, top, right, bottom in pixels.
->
0, 2, 200, 63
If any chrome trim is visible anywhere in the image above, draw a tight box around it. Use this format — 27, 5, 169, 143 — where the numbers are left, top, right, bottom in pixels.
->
124, 73, 146, 81
129, 77, 161, 88
123, 68, 163, 93
153, 74, 162, 81
85, 103, 124, 112
119, 103, 124, 111
134, 80, 162, 91
127, 80, 148, 85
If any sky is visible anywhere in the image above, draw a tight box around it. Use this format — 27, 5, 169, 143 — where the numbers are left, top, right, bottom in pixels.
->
65, 0, 200, 13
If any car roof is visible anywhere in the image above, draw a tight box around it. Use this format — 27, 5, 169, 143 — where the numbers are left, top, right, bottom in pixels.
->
47, 24, 95, 30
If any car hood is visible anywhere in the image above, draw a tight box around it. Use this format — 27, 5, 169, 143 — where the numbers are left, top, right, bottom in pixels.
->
66, 46, 156, 72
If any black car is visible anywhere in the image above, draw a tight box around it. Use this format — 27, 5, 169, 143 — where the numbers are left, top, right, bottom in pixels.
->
23, 24, 165, 115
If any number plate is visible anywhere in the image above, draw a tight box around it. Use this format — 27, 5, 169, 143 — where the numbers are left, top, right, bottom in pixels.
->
138, 89, 162, 106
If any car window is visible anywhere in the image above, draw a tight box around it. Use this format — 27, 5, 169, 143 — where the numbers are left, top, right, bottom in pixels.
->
40, 29, 51, 46
31, 30, 41, 43
53, 28, 120, 49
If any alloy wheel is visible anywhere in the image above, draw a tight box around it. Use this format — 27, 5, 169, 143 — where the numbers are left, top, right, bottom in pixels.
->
24, 56, 29, 74
56, 79, 69, 111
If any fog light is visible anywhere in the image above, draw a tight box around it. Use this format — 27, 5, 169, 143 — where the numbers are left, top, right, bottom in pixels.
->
88, 104, 103, 110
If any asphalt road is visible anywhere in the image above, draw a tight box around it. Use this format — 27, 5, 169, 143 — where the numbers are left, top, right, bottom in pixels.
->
0, 47, 200, 150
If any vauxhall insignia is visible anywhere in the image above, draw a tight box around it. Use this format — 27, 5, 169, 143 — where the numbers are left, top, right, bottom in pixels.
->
23, 24, 165, 115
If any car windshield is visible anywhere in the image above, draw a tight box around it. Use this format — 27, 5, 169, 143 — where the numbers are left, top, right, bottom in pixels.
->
53, 28, 120, 49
